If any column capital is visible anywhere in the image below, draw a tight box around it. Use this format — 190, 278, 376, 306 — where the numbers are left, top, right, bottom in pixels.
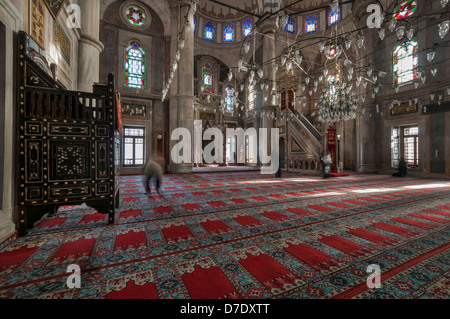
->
79, 34, 104, 53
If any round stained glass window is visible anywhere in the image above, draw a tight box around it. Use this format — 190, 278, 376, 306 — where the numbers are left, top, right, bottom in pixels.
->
127, 7, 146, 26
120, 2, 151, 30
394, 1, 417, 20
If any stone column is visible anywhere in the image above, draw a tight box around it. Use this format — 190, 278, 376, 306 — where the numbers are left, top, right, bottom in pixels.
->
358, 109, 378, 173
169, 2, 194, 173
259, 20, 278, 167
77, 0, 104, 92
0, 0, 22, 243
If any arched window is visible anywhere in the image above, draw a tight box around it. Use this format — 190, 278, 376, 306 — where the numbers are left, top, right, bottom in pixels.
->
393, 39, 418, 86
242, 19, 253, 38
394, 1, 417, 20
125, 40, 145, 89
225, 85, 234, 112
328, 5, 341, 26
204, 22, 215, 41
248, 80, 256, 110
286, 16, 295, 34
223, 24, 235, 42
304, 15, 318, 33
202, 63, 214, 93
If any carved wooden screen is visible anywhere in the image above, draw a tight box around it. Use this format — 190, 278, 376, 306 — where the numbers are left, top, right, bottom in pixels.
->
16, 31, 118, 235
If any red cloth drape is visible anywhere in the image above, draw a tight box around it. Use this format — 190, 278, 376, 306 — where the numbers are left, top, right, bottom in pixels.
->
115, 92, 123, 134
327, 129, 336, 168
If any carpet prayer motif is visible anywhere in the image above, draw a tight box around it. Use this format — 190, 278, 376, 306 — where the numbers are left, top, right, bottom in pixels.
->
0, 172, 449, 299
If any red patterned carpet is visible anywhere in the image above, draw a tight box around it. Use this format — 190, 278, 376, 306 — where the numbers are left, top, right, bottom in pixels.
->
0, 171, 449, 299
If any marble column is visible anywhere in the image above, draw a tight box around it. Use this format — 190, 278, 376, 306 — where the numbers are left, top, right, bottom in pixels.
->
358, 110, 378, 173
77, 0, 104, 92
169, 3, 195, 173
259, 20, 278, 166
0, 0, 22, 243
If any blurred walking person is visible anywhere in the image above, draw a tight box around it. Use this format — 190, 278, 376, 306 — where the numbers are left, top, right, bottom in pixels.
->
143, 159, 163, 195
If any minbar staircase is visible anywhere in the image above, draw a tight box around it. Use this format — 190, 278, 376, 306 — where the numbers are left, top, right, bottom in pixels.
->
280, 109, 324, 175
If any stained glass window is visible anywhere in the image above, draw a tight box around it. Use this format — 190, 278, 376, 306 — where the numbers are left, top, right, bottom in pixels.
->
223, 24, 235, 42
328, 5, 341, 26
194, 14, 198, 33
202, 63, 214, 93
248, 80, 256, 110
393, 39, 418, 86
225, 85, 234, 112
305, 15, 318, 33
394, 1, 417, 20
286, 16, 295, 34
126, 7, 146, 26
242, 19, 253, 38
125, 41, 145, 89
204, 22, 215, 41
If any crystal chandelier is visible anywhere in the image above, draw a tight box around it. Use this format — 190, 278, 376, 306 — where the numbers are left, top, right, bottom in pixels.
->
318, 64, 358, 123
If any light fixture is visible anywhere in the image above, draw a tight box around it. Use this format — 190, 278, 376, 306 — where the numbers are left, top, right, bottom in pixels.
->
286, 62, 292, 71
280, 13, 289, 29
438, 20, 450, 39
185, 20, 191, 32
406, 28, 414, 39
378, 29, 385, 40
389, 19, 397, 32
396, 26, 405, 39
431, 68, 437, 76
273, 63, 279, 73
442, 0, 449, 8
319, 43, 325, 52
228, 69, 233, 81
318, 66, 358, 123
179, 39, 185, 49
427, 51, 436, 62
258, 69, 264, 78
357, 35, 365, 48
244, 41, 250, 53
330, 0, 339, 14
345, 40, 352, 50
